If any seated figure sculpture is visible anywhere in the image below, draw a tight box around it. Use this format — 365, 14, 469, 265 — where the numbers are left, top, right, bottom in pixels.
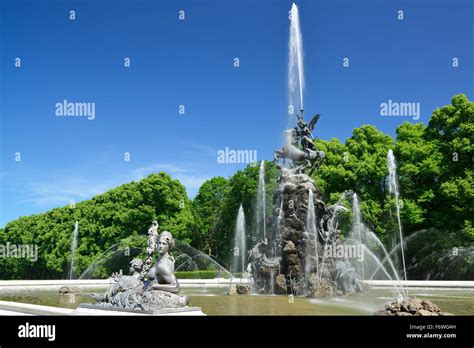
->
91, 229, 188, 311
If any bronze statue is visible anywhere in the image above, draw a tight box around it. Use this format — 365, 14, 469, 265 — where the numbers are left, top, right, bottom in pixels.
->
91, 225, 188, 311
141, 231, 181, 294
90, 258, 144, 308
142, 220, 159, 278
273, 112, 325, 174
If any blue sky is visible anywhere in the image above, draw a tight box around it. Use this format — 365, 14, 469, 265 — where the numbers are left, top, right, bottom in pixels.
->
1, 0, 472, 227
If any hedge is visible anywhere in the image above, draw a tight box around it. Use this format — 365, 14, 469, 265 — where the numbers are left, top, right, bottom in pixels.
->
175, 270, 231, 279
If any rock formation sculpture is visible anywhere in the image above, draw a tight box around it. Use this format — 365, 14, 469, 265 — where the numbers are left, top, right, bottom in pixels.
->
250, 111, 362, 297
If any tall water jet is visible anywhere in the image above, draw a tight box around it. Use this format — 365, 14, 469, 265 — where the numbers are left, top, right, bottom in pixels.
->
69, 221, 79, 280
352, 193, 365, 280
233, 205, 247, 277
250, 4, 362, 297
288, 2, 304, 113
256, 160, 266, 241
387, 149, 408, 298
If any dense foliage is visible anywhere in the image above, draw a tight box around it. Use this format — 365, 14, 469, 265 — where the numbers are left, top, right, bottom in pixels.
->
0, 94, 472, 280
0, 173, 194, 279
310, 94, 473, 279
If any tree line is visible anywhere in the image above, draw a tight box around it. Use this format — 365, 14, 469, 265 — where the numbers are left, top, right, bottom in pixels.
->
0, 94, 472, 279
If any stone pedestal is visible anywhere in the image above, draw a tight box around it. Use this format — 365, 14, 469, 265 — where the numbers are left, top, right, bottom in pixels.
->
76, 303, 205, 316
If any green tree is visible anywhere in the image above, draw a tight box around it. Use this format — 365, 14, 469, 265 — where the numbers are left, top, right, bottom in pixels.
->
424, 94, 474, 237
192, 177, 229, 257
0, 173, 193, 279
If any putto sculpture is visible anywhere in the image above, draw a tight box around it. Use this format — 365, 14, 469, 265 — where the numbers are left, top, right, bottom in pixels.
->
90, 225, 188, 311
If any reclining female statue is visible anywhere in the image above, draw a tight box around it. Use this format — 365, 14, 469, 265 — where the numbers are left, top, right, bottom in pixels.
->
91, 230, 188, 310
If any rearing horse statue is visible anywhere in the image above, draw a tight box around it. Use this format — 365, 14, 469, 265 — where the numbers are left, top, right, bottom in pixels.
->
273, 113, 325, 174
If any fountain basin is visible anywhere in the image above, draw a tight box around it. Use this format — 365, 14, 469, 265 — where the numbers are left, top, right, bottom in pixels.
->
0, 281, 472, 316
0, 278, 247, 292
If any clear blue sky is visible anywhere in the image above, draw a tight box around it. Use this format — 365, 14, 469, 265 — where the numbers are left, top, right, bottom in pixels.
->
1, 0, 472, 227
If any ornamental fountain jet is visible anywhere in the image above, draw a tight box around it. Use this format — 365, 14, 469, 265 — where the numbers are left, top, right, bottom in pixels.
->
352, 194, 365, 280
318, 193, 348, 286
387, 149, 408, 298
69, 221, 79, 280
289, 2, 304, 112
256, 160, 267, 242
305, 189, 319, 291
348, 193, 406, 300
233, 204, 247, 277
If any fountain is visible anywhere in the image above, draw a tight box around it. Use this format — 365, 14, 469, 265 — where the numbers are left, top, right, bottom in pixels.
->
244, 3, 419, 302
352, 194, 364, 280
173, 241, 232, 276
78, 243, 142, 279
248, 2, 359, 297
347, 193, 406, 300
387, 149, 408, 297
288, 2, 304, 113
0, 3, 470, 321
79, 240, 231, 280
232, 204, 247, 276
59, 221, 81, 296
305, 189, 319, 292
69, 221, 79, 280
256, 160, 267, 243
318, 194, 348, 286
